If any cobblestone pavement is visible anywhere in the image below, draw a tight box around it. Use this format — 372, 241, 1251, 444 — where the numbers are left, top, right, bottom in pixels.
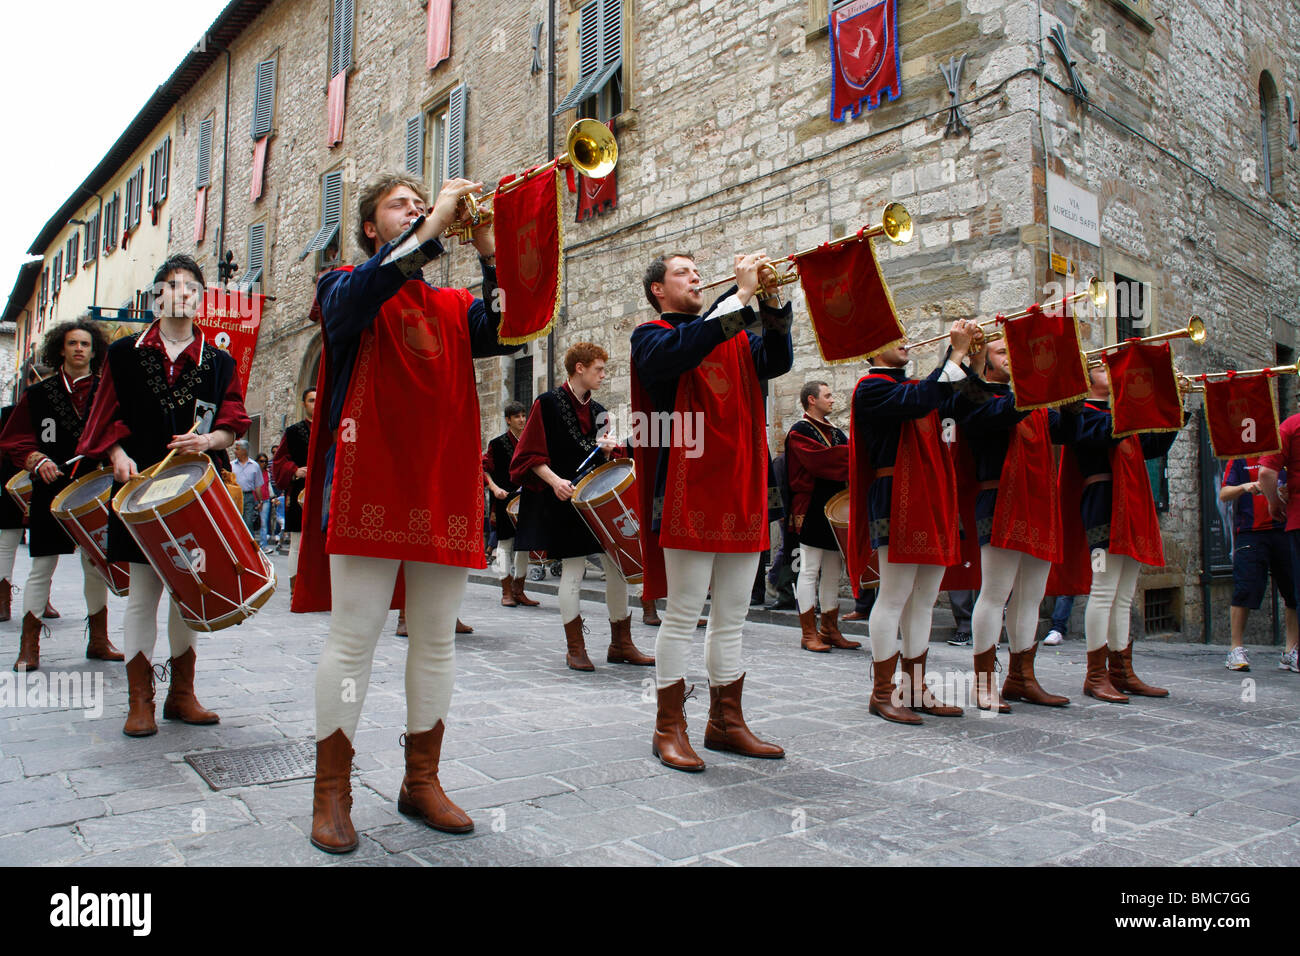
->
1, 549, 1297, 867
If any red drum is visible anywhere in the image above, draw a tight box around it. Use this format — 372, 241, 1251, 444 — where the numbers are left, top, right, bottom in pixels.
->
6, 470, 32, 518
571, 458, 643, 585
50, 466, 131, 597
112, 453, 276, 632
824, 489, 879, 590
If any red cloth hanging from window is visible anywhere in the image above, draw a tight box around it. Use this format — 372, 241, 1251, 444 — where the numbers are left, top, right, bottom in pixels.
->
427, 0, 452, 69
327, 72, 347, 147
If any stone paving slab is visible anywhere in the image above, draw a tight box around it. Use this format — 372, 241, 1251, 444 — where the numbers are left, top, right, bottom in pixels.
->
0, 548, 1298, 866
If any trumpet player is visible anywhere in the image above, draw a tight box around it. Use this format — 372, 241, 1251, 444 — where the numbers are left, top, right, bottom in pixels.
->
631, 252, 792, 772
849, 321, 980, 723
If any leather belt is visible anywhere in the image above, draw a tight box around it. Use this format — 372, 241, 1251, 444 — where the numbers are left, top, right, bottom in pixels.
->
977, 480, 1000, 491
1082, 473, 1113, 487
874, 467, 895, 478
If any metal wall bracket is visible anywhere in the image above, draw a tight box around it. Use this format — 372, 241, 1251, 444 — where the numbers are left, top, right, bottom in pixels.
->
1047, 23, 1088, 101
940, 54, 969, 137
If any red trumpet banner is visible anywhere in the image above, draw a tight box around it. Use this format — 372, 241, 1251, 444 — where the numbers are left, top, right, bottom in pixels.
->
199, 288, 265, 390
1104, 341, 1184, 439
1202, 372, 1281, 459
1002, 301, 1090, 411
794, 234, 904, 364
494, 165, 564, 346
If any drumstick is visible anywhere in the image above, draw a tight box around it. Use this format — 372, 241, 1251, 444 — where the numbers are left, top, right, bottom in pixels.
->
574, 447, 603, 480
156, 420, 201, 474
64, 455, 84, 479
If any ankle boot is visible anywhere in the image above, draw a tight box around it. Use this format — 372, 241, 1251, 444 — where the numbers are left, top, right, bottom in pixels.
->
123, 652, 158, 737
869, 652, 922, 724
512, 577, 540, 607
563, 615, 594, 671
397, 722, 474, 833
500, 576, 518, 607
641, 596, 662, 626
799, 608, 830, 652
0, 578, 11, 622
652, 679, 705, 772
607, 615, 653, 665
310, 728, 358, 853
13, 611, 42, 672
85, 607, 124, 661
1107, 643, 1169, 697
973, 647, 1011, 713
818, 607, 861, 649
1083, 646, 1129, 703
42, 599, 60, 620
900, 649, 963, 716
162, 647, 220, 724
455, 618, 473, 634
395, 610, 408, 637
703, 673, 785, 758
1002, 642, 1069, 706
289, 574, 296, 600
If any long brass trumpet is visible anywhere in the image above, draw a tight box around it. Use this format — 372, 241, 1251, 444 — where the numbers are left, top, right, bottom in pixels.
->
1178, 359, 1300, 392
908, 276, 1108, 350
444, 119, 618, 242
1085, 316, 1207, 367
696, 202, 913, 293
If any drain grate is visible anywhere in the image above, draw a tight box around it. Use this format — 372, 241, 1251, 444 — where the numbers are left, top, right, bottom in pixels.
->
184, 739, 315, 791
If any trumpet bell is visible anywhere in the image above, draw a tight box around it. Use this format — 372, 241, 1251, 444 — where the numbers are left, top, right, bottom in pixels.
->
567, 119, 618, 179
1086, 276, 1108, 310
882, 202, 913, 245
1188, 315, 1207, 344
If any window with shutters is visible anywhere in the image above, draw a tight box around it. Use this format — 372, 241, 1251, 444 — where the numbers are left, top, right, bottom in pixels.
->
300, 169, 344, 264
404, 113, 426, 180
556, 0, 625, 119
130, 163, 143, 229
252, 58, 277, 139
1260, 72, 1285, 199
423, 86, 466, 194
65, 237, 78, 279
83, 215, 99, 264
240, 222, 267, 292
149, 136, 171, 207
52, 253, 62, 297
197, 116, 214, 189
38, 269, 48, 318
329, 0, 355, 79
102, 191, 120, 254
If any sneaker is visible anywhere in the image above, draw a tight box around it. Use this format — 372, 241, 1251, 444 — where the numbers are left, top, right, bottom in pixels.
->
1278, 648, 1299, 672
947, 632, 971, 647
1225, 646, 1251, 671
1043, 629, 1064, 646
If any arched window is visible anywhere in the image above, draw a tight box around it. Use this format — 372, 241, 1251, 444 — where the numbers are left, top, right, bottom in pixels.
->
1260, 72, 1284, 197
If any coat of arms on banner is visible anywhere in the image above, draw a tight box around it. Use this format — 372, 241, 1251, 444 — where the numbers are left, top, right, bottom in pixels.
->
829, 0, 902, 122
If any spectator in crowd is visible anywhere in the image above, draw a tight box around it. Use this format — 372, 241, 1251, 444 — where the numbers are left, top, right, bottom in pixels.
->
230, 439, 262, 535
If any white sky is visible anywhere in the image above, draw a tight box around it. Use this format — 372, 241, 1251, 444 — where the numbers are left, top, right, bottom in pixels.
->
0, 0, 230, 297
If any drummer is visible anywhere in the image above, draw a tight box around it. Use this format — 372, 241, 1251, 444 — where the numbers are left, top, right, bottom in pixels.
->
0, 317, 121, 671
77, 254, 251, 738
509, 342, 653, 671
482, 401, 539, 608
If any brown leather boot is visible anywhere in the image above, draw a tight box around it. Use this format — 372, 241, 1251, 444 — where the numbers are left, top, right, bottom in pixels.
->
395, 610, 408, 637
1002, 642, 1069, 706
869, 652, 922, 724
703, 673, 785, 758
0, 578, 11, 622
500, 576, 518, 607
973, 647, 1011, 713
397, 722, 474, 833
13, 611, 42, 672
641, 596, 661, 626
85, 607, 124, 662
800, 608, 830, 652
900, 649, 963, 716
455, 618, 473, 634
310, 728, 358, 853
652, 679, 705, 772
563, 615, 594, 671
607, 615, 654, 665
1083, 646, 1129, 703
161, 647, 220, 725
123, 652, 158, 737
1108, 643, 1169, 697
43, 599, 60, 620
289, 574, 296, 600
512, 577, 540, 607
818, 607, 861, 650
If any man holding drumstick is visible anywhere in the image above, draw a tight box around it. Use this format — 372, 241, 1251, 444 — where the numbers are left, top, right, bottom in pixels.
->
77, 254, 249, 738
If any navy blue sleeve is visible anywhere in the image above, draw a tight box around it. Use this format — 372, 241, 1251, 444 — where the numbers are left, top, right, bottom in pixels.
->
467, 263, 522, 358
630, 320, 728, 385
746, 302, 794, 380
853, 365, 953, 423
956, 392, 1028, 434
317, 233, 446, 350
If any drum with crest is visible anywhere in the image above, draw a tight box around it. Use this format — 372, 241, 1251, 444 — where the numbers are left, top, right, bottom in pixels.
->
570, 458, 643, 585
50, 466, 131, 596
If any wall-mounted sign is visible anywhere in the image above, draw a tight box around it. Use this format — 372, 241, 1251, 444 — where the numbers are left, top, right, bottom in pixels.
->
1047, 172, 1100, 247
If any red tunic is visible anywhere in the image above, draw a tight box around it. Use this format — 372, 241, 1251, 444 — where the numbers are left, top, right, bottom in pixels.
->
0, 372, 95, 470
785, 416, 848, 529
